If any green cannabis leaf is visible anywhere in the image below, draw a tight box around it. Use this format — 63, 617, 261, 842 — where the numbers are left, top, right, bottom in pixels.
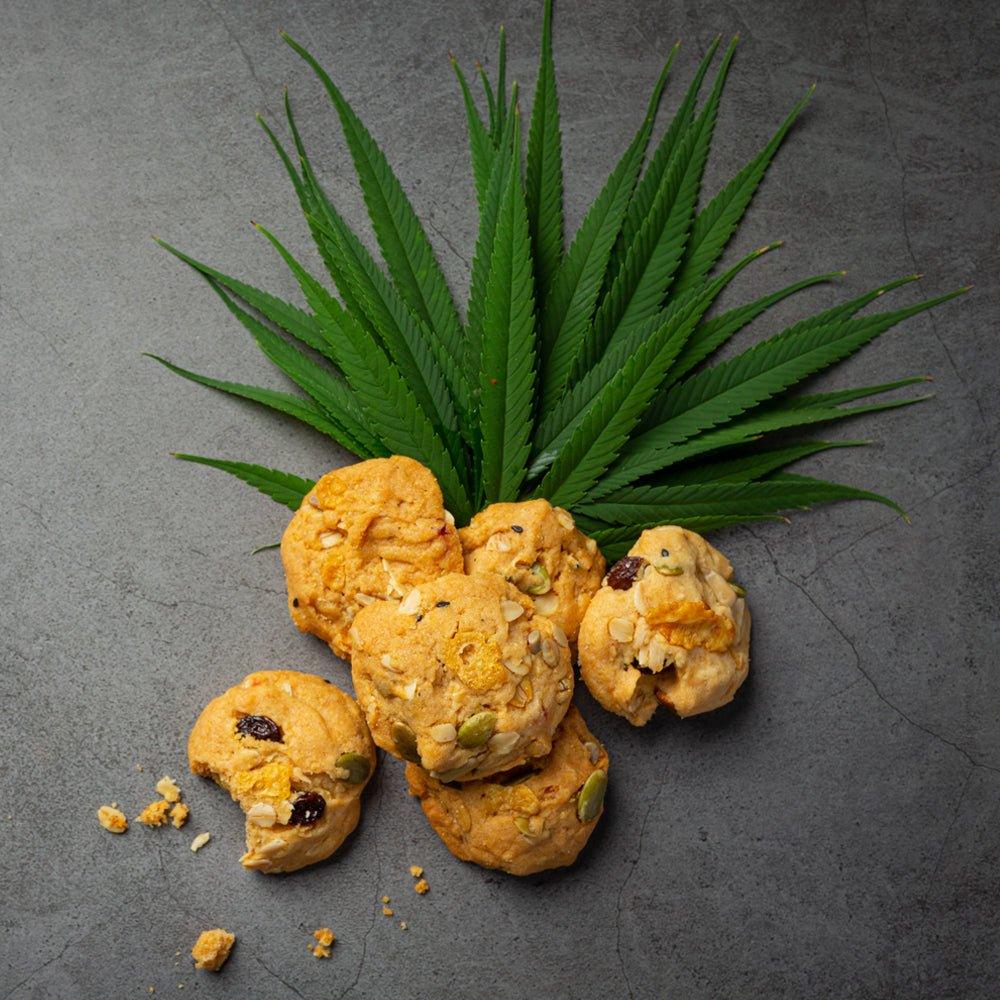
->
151, 0, 965, 545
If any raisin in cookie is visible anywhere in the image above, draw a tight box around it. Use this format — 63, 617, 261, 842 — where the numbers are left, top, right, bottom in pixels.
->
350, 572, 574, 782
188, 670, 375, 873
281, 457, 464, 659
459, 499, 604, 644
406, 706, 608, 876
578, 526, 750, 725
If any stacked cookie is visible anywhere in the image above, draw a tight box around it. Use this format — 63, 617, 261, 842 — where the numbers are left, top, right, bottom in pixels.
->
189, 456, 750, 876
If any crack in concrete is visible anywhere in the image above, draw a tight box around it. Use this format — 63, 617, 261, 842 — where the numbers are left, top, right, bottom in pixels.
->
204, 0, 268, 103
801, 446, 998, 583
614, 780, 665, 1000
336, 774, 386, 1000
859, 0, 986, 427
745, 525, 1000, 776
1, 932, 87, 1000
426, 218, 471, 268
251, 954, 306, 999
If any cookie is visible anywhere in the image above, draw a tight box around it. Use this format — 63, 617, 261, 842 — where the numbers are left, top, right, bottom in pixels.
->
405, 706, 609, 876
281, 456, 464, 658
578, 526, 750, 725
459, 499, 605, 644
188, 670, 375, 873
350, 572, 574, 781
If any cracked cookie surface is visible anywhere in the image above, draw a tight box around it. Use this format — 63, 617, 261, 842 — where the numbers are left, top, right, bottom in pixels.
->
351, 572, 574, 782
281, 456, 464, 659
460, 499, 604, 644
188, 670, 375, 873
578, 526, 751, 725
406, 706, 609, 876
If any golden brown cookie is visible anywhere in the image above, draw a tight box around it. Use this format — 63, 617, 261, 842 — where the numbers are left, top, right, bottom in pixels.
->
281, 457, 464, 658
350, 572, 574, 781
406, 706, 609, 876
459, 499, 605, 644
188, 670, 375, 873
578, 526, 750, 725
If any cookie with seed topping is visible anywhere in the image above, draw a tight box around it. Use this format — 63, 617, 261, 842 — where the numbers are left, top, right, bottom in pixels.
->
281, 456, 464, 659
578, 526, 751, 725
350, 572, 574, 781
459, 499, 605, 644
188, 670, 375, 873
406, 706, 609, 876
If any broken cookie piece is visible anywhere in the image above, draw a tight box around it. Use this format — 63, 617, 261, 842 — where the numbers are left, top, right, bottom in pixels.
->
310, 927, 335, 958
170, 803, 189, 828
187, 670, 375, 873
136, 800, 171, 827
156, 776, 182, 803
191, 929, 235, 972
97, 805, 128, 834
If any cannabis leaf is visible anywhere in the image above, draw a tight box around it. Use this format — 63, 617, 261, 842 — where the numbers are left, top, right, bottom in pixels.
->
151, 6, 965, 551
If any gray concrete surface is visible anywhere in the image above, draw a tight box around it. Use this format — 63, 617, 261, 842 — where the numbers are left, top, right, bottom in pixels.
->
2, 0, 998, 997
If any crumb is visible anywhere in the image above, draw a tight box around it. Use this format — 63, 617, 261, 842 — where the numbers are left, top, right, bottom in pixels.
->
135, 763, 144, 772
137, 800, 171, 827
149, 988, 155, 994
97, 805, 128, 834
191, 929, 235, 972
414, 878, 429, 895
399, 921, 408, 931
310, 927, 335, 959
156, 776, 182, 803
409, 865, 424, 878
170, 803, 190, 829
382, 906, 394, 917
380, 895, 390, 904
190, 832, 211, 852
313, 928, 335, 947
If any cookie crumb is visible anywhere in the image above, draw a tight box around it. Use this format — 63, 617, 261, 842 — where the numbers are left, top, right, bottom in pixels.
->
190, 832, 211, 852
191, 929, 235, 972
97, 805, 128, 834
170, 803, 190, 829
156, 776, 182, 803
137, 800, 171, 827
380, 895, 390, 904
414, 878, 429, 895
399, 921, 408, 931
135, 763, 144, 772
409, 865, 423, 878
381, 906, 394, 917
310, 927, 335, 958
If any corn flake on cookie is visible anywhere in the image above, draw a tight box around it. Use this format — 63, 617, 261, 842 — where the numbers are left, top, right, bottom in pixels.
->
460, 499, 604, 644
281, 456, 464, 658
578, 526, 750, 725
406, 706, 609, 876
351, 572, 574, 781
188, 670, 375, 873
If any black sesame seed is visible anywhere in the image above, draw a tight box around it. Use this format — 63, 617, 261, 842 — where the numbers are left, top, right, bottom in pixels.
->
292, 597, 299, 608
661, 548, 669, 558
416, 614, 424, 623
435, 600, 450, 608
511, 524, 524, 533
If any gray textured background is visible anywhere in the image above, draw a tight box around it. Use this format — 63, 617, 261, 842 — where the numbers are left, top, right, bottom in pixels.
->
2, 0, 998, 997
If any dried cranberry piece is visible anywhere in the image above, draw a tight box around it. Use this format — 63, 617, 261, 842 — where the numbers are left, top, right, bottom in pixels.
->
289, 791, 326, 825
236, 714, 283, 742
606, 556, 648, 590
